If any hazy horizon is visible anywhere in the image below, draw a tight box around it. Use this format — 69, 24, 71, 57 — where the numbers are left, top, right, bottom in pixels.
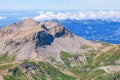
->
0, 0, 119, 10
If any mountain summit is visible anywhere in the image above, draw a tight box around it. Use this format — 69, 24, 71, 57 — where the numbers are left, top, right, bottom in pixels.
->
0, 19, 100, 60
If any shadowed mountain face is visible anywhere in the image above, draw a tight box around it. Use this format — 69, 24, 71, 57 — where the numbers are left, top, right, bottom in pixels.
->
35, 31, 54, 47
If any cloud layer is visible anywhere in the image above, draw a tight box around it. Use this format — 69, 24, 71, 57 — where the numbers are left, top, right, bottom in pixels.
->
33, 11, 120, 21
0, 16, 7, 20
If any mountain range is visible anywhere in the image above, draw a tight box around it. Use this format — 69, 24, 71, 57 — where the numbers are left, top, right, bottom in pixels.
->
0, 19, 120, 80
53, 19, 120, 44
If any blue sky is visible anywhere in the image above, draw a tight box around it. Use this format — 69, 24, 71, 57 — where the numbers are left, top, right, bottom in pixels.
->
0, 0, 120, 10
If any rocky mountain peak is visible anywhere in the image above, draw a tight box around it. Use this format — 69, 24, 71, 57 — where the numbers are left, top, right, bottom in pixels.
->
0, 19, 101, 60
15, 18, 40, 31
23, 18, 37, 23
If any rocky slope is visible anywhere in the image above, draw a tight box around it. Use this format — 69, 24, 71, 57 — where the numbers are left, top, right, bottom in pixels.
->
0, 18, 100, 61
0, 19, 120, 80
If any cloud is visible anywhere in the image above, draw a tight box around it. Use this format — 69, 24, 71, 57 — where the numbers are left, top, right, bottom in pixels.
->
33, 11, 120, 21
0, 16, 7, 20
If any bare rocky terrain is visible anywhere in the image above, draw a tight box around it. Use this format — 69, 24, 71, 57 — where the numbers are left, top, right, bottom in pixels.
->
0, 18, 101, 60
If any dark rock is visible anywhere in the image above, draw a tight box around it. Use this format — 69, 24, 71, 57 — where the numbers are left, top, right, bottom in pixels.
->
55, 27, 73, 38
35, 31, 54, 47
41, 24, 48, 31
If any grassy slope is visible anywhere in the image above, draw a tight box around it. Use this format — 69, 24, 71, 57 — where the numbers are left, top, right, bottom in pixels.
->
3, 61, 76, 80
60, 45, 120, 80
1, 44, 120, 80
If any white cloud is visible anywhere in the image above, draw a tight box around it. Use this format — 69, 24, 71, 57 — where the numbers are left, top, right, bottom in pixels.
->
0, 16, 7, 20
33, 11, 120, 21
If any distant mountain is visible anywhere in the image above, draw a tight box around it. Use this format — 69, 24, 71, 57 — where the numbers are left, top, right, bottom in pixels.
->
53, 19, 120, 44
0, 19, 120, 80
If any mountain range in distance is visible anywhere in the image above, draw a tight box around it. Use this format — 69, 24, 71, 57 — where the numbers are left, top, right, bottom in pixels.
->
53, 19, 120, 44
